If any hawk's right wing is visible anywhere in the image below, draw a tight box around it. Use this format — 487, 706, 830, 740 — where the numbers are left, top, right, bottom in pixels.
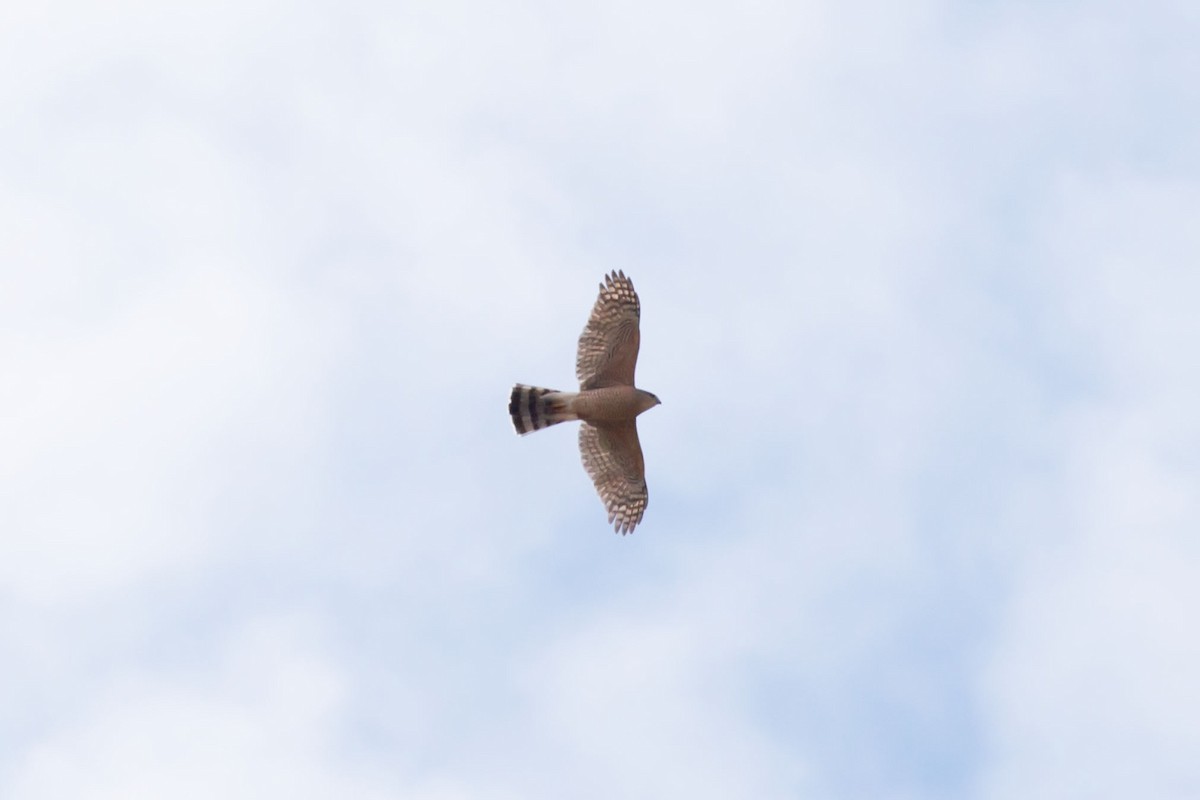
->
576, 270, 641, 389
578, 421, 648, 535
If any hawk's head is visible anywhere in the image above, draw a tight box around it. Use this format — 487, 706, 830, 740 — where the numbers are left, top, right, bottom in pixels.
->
635, 389, 661, 415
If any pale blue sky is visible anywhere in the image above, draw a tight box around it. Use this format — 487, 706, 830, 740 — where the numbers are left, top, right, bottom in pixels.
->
2, 2, 1198, 799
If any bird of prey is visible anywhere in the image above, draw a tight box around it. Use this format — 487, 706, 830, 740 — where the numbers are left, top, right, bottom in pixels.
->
509, 271, 661, 534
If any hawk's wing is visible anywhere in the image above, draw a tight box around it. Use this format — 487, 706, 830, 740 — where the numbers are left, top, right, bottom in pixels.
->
579, 421, 648, 535
576, 270, 641, 390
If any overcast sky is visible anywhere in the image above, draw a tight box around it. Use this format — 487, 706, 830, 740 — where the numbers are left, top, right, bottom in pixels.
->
3, 2, 1199, 798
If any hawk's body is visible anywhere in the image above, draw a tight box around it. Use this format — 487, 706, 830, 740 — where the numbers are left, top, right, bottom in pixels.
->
509, 271, 660, 535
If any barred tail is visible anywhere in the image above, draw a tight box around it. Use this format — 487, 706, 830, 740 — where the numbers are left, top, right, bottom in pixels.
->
509, 384, 577, 435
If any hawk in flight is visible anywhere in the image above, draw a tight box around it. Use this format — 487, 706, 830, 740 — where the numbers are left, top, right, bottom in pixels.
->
509, 271, 661, 534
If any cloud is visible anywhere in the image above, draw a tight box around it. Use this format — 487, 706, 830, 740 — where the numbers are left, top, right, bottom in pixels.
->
2, 2, 1199, 799
974, 169, 1200, 799
6, 614, 397, 800
0, 265, 334, 605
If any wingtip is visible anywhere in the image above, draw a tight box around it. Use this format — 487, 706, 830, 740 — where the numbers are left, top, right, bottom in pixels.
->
610, 516, 637, 535
603, 269, 630, 287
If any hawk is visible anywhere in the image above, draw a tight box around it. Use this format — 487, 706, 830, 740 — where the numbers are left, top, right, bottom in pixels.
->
509, 271, 661, 534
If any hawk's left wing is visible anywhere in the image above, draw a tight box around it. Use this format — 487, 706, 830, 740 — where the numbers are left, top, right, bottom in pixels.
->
576, 270, 641, 390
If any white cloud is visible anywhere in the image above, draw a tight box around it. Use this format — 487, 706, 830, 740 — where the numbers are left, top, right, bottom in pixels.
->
520, 611, 809, 799
976, 171, 1200, 798
2, 1, 1199, 799
0, 265, 334, 605
980, 446, 1200, 798
7, 614, 396, 800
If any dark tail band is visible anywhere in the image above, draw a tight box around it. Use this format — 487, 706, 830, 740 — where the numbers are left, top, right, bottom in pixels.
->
509, 384, 572, 434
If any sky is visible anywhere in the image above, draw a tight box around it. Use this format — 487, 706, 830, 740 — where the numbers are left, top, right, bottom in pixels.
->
2, 1, 1199, 798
